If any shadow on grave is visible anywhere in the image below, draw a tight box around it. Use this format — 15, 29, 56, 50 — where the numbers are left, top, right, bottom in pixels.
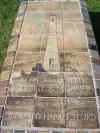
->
32, 63, 46, 72
89, 12, 100, 56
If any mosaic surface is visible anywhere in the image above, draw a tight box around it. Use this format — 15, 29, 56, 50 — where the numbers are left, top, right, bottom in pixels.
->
0, 0, 100, 132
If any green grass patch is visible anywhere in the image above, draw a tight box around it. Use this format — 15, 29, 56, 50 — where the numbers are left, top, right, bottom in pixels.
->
86, 0, 100, 54
0, 0, 21, 72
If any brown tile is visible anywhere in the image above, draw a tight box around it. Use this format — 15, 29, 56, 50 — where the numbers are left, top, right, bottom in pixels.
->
0, 80, 8, 105
64, 73, 95, 97
18, 3, 62, 52
27, 1, 61, 12
8, 72, 37, 97
64, 52, 92, 72
63, 1, 82, 21
89, 132, 100, 133
13, 52, 44, 73
77, 131, 88, 133
42, 52, 64, 72
66, 98, 98, 128
13, 51, 64, 73
27, 130, 38, 133
39, 131, 50, 133
33, 97, 65, 128
63, 23, 88, 52
3, 97, 34, 127
1, 129, 13, 133
36, 72, 64, 97
64, 131, 76, 133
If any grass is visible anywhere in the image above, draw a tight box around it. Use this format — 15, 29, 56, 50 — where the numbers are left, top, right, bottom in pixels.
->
0, 0, 21, 72
86, 0, 100, 54
0, 0, 100, 72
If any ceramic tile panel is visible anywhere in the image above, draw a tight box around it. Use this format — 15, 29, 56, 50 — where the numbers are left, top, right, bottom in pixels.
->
36, 72, 64, 97
13, 51, 44, 73
13, 51, 64, 73
3, 97, 34, 127
63, 1, 82, 21
63, 22, 88, 52
8, 72, 37, 97
27, 1, 61, 12
64, 52, 92, 72
33, 97, 65, 128
18, 4, 63, 52
1, 129, 13, 133
64, 72, 95, 97
0, 80, 8, 105
66, 98, 99, 128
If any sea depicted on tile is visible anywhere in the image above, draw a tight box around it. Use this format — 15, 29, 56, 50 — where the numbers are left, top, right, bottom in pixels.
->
0, 0, 100, 132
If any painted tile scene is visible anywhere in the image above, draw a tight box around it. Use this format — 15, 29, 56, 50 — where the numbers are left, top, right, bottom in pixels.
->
0, 0, 100, 133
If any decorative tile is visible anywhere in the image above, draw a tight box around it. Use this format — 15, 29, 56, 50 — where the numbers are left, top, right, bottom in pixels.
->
63, 22, 88, 52
3, 97, 34, 127
64, 131, 76, 133
0, 80, 8, 105
18, 7, 63, 52
27, 1, 61, 12
64, 73, 95, 97
77, 131, 88, 133
42, 52, 64, 72
8, 72, 37, 97
36, 72, 64, 97
64, 52, 92, 72
13, 52, 44, 73
1, 129, 13, 133
63, 1, 82, 21
66, 98, 98, 128
39, 131, 50, 133
13, 51, 64, 73
33, 97, 65, 128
